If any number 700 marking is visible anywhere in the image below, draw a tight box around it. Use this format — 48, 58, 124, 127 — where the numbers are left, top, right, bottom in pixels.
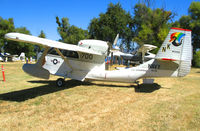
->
80, 53, 93, 60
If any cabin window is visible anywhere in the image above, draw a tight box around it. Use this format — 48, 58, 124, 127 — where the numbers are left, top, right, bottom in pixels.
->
47, 48, 79, 59
61, 50, 79, 59
47, 48, 59, 56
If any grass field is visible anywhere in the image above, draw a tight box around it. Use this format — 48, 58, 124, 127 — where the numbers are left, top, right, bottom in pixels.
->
0, 62, 200, 130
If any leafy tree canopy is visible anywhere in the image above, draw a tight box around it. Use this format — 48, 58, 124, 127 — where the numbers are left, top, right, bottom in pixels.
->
88, 3, 134, 50
38, 30, 46, 38
0, 17, 15, 49
133, 3, 174, 52
193, 50, 200, 67
172, 1, 200, 60
35, 30, 46, 52
56, 16, 89, 44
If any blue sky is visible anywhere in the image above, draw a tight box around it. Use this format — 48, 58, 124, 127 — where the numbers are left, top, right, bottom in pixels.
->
1, 0, 199, 40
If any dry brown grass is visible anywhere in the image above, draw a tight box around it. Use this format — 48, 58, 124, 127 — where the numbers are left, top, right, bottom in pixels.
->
0, 62, 200, 130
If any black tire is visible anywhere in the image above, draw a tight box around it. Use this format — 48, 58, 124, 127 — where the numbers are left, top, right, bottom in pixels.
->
56, 78, 65, 87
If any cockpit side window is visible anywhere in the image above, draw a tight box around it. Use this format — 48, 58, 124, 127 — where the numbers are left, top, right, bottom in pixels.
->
47, 48, 79, 59
62, 50, 79, 59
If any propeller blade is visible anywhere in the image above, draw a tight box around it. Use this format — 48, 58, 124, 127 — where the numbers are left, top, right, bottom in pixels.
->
113, 34, 119, 46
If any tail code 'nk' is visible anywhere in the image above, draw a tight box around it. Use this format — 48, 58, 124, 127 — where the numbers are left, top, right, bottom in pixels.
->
156, 27, 192, 77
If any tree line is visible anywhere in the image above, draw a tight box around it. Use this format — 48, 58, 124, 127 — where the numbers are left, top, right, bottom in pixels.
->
0, 2, 200, 66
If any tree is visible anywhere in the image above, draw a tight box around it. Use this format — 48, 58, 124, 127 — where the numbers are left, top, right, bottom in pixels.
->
88, 3, 134, 50
4, 27, 35, 57
38, 30, 46, 38
189, 2, 200, 53
173, 2, 200, 52
193, 50, 200, 67
132, 3, 174, 53
36, 30, 46, 52
56, 16, 89, 44
0, 17, 15, 50
0, 17, 35, 57
172, 1, 200, 66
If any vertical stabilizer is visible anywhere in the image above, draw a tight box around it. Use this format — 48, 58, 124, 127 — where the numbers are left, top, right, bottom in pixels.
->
156, 27, 192, 77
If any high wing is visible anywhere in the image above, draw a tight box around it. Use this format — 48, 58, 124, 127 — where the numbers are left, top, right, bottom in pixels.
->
5, 32, 108, 81
5, 33, 102, 55
112, 51, 133, 57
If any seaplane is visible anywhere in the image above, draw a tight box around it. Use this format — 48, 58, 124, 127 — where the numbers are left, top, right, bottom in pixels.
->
5, 27, 192, 87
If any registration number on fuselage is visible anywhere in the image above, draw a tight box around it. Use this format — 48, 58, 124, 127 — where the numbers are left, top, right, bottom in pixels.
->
148, 64, 160, 69
80, 53, 93, 60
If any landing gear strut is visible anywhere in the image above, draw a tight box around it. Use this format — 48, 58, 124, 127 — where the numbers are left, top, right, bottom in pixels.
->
56, 78, 65, 87
136, 81, 140, 88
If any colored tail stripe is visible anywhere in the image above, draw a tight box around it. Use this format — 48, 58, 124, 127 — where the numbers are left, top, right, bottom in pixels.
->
171, 27, 192, 32
170, 32, 176, 39
177, 33, 185, 42
170, 32, 177, 42
161, 58, 176, 61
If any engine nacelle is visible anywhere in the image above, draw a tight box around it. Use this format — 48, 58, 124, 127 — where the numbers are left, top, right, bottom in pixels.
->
78, 40, 109, 55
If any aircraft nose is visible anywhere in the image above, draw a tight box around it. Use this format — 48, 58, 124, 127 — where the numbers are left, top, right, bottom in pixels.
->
23, 64, 50, 79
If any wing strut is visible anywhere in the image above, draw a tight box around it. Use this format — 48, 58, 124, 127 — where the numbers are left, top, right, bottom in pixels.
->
37, 47, 50, 66
55, 48, 74, 73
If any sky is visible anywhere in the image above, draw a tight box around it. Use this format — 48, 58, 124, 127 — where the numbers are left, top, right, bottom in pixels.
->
1, 0, 199, 40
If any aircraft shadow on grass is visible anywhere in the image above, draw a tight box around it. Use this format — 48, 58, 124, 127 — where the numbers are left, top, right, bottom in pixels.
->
133, 83, 162, 93
0, 80, 162, 102
89, 82, 162, 93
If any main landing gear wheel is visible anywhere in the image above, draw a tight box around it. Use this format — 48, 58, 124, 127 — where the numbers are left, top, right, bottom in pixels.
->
56, 78, 65, 87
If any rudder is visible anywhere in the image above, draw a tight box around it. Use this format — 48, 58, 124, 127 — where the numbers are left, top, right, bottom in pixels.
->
156, 27, 192, 77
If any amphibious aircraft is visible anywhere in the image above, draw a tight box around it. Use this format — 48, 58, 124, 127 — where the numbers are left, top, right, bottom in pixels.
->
5, 27, 192, 87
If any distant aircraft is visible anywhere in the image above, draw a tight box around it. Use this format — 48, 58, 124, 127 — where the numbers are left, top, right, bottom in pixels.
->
18, 52, 26, 62
110, 34, 157, 65
0, 53, 4, 62
111, 44, 157, 65
106, 34, 157, 68
0, 52, 25, 62
5, 27, 192, 87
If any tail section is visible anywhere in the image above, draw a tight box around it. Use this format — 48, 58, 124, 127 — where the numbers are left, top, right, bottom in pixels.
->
156, 27, 192, 77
